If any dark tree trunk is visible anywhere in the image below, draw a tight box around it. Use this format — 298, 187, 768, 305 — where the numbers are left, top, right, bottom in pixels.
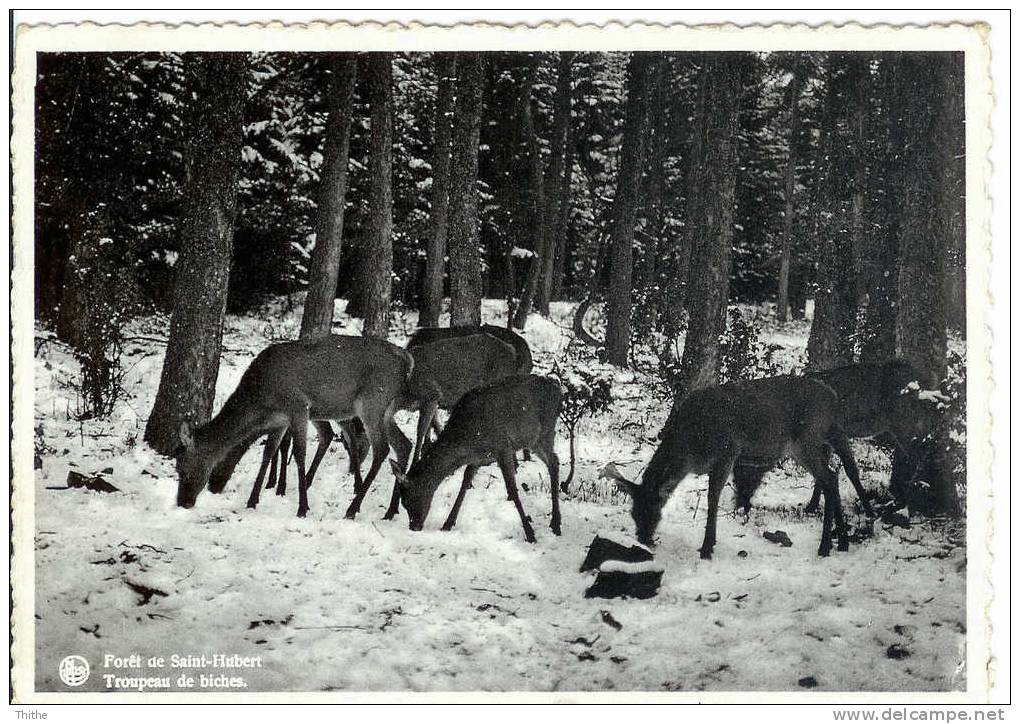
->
604, 53, 655, 367
145, 53, 246, 455
512, 56, 550, 330
776, 62, 807, 322
806, 55, 859, 372
448, 53, 485, 327
536, 52, 574, 317
675, 55, 743, 394
361, 53, 394, 339
634, 56, 668, 297
300, 55, 358, 339
421, 52, 457, 328
894, 53, 961, 516
859, 53, 903, 363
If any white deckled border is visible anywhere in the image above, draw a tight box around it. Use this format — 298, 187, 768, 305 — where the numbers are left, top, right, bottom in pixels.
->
9, 19, 995, 705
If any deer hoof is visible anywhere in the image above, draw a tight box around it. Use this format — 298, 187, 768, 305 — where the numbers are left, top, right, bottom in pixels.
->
246, 500, 258, 510
297, 509, 308, 519
524, 530, 537, 544
837, 541, 849, 553
817, 546, 831, 557
441, 523, 454, 532
551, 521, 562, 536
699, 548, 713, 560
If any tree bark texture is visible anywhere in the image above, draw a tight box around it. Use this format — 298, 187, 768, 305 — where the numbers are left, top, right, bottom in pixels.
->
420, 52, 457, 328
604, 52, 655, 367
145, 53, 247, 455
674, 55, 744, 395
361, 53, 395, 339
300, 54, 358, 339
447, 53, 485, 327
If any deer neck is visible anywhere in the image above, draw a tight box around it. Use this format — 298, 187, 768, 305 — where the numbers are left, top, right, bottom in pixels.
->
193, 394, 269, 468
410, 442, 472, 496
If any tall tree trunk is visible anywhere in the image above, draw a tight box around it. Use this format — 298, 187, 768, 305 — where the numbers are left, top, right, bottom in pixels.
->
776, 62, 807, 322
859, 53, 903, 362
675, 55, 743, 394
300, 55, 358, 339
806, 55, 859, 372
361, 53, 394, 339
448, 53, 485, 327
145, 53, 246, 455
634, 56, 668, 296
536, 51, 574, 316
894, 53, 961, 516
421, 52, 457, 328
512, 56, 550, 330
604, 53, 654, 367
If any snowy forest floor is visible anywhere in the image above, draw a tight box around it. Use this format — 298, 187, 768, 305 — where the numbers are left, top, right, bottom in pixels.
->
31, 298, 966, 693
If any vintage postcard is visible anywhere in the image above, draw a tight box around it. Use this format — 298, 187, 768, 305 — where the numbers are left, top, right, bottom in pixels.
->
10, 19, 995, 704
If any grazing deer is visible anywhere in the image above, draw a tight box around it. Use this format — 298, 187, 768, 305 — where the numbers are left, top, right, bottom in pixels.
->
407, 324, 533, 374
732, 359, 943, 516
390, 374, 563, 542
608, 375, 860, 558
174, 335, 413, 518
405, 325, 533, 447
357, 333, 520, 521
257, 330, 525, 521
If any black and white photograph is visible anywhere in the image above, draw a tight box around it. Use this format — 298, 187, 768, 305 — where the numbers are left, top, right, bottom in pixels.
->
9, 16, 1001, 705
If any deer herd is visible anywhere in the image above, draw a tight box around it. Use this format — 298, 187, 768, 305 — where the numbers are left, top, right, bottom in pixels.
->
173, 324, 943, 560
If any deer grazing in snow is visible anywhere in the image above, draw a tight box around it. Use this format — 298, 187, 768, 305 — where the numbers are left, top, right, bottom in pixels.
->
390, 374, 563, 542
732, 359, 944, 517
401, 324, 533, 448
607, 375, 862, 558
253, 328, 530, 521
175, 335, 414, 518
363, 331, 521, 520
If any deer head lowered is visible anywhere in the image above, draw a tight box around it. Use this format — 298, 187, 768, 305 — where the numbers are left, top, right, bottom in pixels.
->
174, 335, 413, 518
609, 375, 862, 558
390, 374, 563, 543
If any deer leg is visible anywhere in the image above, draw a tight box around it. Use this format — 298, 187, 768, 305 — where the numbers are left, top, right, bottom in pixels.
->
805, 483, 823, 514
828, 427, 871, 517
303, 421, 334, 489
414, 398, 440, 464
291, 414, 311, 519
266, 446, 279, 490
275, 432, 292, 496
498, 450, 536, 543
802, 444, 848, 556
380, 414, 413, 521
267, 428, 291, 491
442, 465, 479, 531
732, 463, 767, 515
338, 420, 365, 492
533, 440, 562, 536
344, 411, 391, 520
699, 452, 738, 560
246, 428, 286, 510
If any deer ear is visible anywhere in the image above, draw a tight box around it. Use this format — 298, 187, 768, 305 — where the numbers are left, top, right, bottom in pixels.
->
389, 459, 410, 487
178, 421, 195, 451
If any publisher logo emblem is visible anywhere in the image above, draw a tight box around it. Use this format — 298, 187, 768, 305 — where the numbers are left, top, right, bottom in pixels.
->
59, 655, 90, 687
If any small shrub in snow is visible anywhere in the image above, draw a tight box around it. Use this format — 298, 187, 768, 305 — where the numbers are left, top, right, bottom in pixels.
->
551, 353, 614, 493
719, 306, 783, 384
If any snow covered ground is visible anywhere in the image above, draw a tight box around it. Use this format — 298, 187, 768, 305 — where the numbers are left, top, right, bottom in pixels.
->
31, 298, 966, 692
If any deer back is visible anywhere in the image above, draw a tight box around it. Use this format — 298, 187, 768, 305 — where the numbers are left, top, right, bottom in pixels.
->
406, 334, 519, 407
650, 376, 839, 481
814, 358, 939, 442
407, 324, 533, 375
246, 335, 412, 420
401, 374, 561, 508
